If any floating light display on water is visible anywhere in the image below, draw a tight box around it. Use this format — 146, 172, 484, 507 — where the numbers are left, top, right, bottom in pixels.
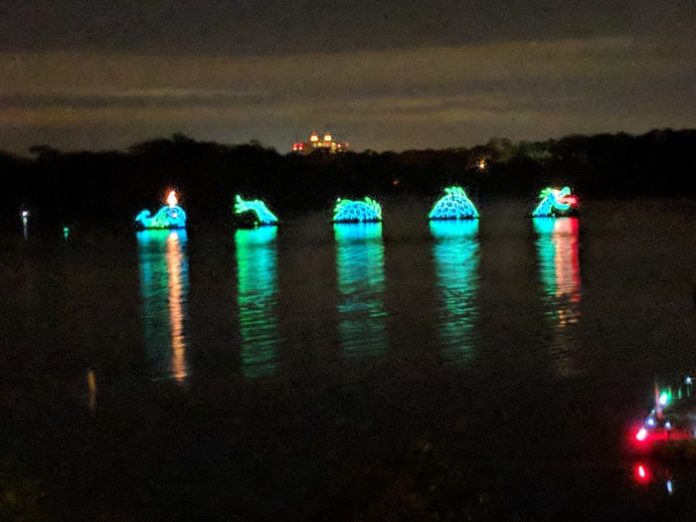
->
234, 195, 279, 226
135, 190, 187, 229
531, 186, 578, 217
332, 197, 382, 223
428, 186, 479, 220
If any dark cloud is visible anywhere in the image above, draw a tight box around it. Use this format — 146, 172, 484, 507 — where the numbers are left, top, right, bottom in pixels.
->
0, 1, 694, 152
1, 0, 695, 54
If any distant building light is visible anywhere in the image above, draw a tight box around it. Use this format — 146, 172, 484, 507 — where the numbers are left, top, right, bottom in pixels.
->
291, 130, 348, 155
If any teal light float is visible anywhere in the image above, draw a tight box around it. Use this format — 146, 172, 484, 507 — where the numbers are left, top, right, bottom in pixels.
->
332, 197, 382, 223
135, 190, 187, 229
531, 186, 578, 217
428, 186, 479, 220
234, 195, 279, 227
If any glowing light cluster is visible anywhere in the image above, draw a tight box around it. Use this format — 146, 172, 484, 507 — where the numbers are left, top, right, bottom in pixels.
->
531, 186, 578, 217
630, 379, 696, 452
332, 197, 382, 223
429, 186, 479, 220
234, 195, 279, 226
291, 130, 348, 154
135, 191, 187, 229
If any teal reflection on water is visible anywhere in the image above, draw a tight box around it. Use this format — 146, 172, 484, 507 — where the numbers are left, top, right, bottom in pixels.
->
533, 217, 582, 376
430, 220, 480, 363
235, 227, 280, 379
334, 223, 386, 357
136, 229, 191, 383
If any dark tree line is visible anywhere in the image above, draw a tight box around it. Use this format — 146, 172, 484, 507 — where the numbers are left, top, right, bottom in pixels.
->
2, 129, 696, 226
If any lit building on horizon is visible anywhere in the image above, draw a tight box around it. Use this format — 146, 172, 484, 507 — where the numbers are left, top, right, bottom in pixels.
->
291, 131, 349, 155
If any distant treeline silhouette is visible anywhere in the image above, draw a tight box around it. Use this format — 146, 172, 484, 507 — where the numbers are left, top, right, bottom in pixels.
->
2, 128, 695, 226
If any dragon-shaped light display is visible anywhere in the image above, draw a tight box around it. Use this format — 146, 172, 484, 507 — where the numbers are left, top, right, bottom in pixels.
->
531, 186, 578, 217
332, 197, 382, 223
234, 195, 279, 226
135, 190, 187, 229
428, 186, 479, 220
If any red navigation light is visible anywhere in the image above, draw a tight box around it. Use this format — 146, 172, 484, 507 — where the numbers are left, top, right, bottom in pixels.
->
635, 427, 648, 442
633, 463, 652, 484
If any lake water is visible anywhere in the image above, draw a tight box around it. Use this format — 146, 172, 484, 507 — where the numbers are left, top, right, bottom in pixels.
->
3, 197, 696, 520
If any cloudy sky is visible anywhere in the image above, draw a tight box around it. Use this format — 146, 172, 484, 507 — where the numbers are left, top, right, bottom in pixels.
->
1, 0, 695, 153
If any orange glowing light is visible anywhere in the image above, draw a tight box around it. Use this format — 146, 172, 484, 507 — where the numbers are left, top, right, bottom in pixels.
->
167, 190, 178, 207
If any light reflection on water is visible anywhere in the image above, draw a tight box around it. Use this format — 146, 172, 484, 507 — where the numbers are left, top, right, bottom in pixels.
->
136, 229, 190, 383
235, 227, 280, 379
430, 220, 480, 363
533, 217, 582, 376
334, 223, 386, 357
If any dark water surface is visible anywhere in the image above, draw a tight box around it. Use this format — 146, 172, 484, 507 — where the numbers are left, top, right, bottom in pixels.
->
3, 198, 696, 520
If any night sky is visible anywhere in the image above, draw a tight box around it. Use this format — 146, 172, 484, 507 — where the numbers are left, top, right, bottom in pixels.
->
1, 0, 695, 153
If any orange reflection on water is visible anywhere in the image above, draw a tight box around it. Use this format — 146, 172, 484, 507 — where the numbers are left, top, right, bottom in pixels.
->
137, 229, 190, 383
165, 231, 187, 383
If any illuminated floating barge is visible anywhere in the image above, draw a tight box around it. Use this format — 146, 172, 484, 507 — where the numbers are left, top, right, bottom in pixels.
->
234, 194, 279, 227
428, 186, 479, 220
332, 197, 382, 223
631, 375, 696, 453
135, 190, 187, 230
531, 186, 579, 217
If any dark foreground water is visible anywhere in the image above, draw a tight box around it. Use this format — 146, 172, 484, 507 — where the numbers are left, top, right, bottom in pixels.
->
3, 198, 696, 520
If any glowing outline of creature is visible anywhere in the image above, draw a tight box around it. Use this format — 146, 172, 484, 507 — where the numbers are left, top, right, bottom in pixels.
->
531, 186, 578, 217
135, 191, 187, 229
332, 197, 383, 223
428, 186, 479, 220
234, 195, 279, 226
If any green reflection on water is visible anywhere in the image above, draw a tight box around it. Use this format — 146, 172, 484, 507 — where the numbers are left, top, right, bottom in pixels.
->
235, 227, 280, 379
136, 229, 190, 383
334, 223, 386, 357
430, 220, 480, 363
533, 217, 582, 376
